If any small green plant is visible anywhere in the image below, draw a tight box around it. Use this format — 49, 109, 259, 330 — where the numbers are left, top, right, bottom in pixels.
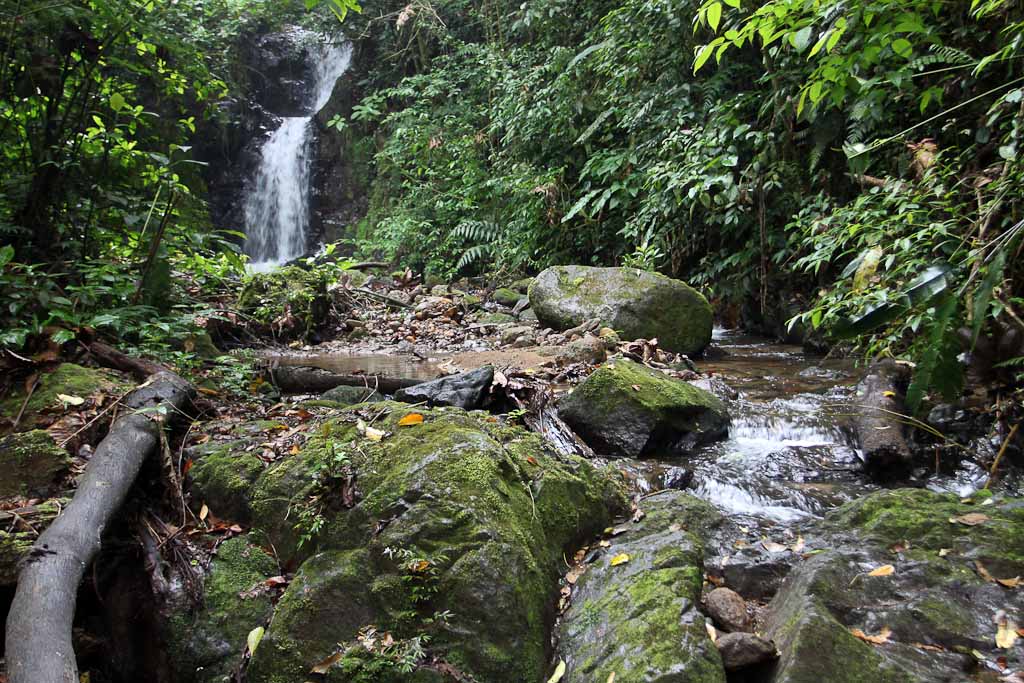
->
621, 242, 665, 272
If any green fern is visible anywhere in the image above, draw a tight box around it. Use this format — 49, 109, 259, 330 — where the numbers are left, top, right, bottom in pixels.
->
452, 220, 501, 271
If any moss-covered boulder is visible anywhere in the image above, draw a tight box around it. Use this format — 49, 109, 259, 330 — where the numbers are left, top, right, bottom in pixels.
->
765, 489, 1024, 682
195, 402, 624, 682
558, 359, 729, 458
168, 536, 279, 683
1, 363, 129, 433
0, 497, 66, 585
0, 429, 70, 498
319, 385, 383, 405
237, 266, 333, 341
556, 490, 726, 682
528, 266, 713, 354
492, 287, 522, 307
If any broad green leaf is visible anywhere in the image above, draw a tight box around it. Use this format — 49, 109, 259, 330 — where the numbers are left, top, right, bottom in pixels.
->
110, 92, 126, 112
906, 295, 962, 413
707, 2, 722, 32
247, 626, 265, 654
0, 244, 13, 269
694, 43, 715, 72
790, 26, 813, 52
891, 38, 913, 58
971, 244, 1009, 348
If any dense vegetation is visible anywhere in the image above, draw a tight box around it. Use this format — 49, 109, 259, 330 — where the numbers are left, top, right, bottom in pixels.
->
2, 0, 1023, 407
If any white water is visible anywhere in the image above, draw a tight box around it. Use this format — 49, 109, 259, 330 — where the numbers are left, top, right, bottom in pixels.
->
244, 40, 352, 270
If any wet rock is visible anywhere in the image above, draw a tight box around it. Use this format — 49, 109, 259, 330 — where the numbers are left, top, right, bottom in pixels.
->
413, 295, 455, 319
0, 429, 70, 498
689, 376, 740, 401
394, 366, 494, 409
167, 536, 278, 683
558, 359, 729, 458
493, 287, 522, 307
318, 385, 382, 405
706, 587, 750, 632
556, 490, 725, 682
764, 488, 1024, 682
528, 265, 713, 354
715, 632, 777, 670
237, 402, 624, 683
518, 308, 538, 323
926, 403, 974, 435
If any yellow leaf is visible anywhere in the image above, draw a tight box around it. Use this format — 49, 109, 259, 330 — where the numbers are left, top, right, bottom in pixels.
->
949, 513, 990, 526
398, 413, 424, 426
547, 660, 566, 683
997, 576, 1021, 589
199, 503, 209, 521
610, 553, 631, 566
310, 650, 344, 674
882, 390, 896, 397
868, 564, 895, 577
365, 426, 386, 442
790, 535, 805, 553
57, 393, 85, 406
850, 626, 891, 645
247, 626, 265, 654
996, 615, 1019, 649
607, 674, 616, 683
706, 622, 718, 642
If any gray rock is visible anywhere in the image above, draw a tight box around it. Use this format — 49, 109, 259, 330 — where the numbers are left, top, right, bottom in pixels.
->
715, 632, 777, 670
518, 308, 538, 323
501, 325, 535, 345
706, 587, 750, 632
319, 385, 382, 405
528, 265, 713, 354
558, 359, 729, 458
395, 366, 494, 409
555, 335, 608, 365
555, 490, 726, 682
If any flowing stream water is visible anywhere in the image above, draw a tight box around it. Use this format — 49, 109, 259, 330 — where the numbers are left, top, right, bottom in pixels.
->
244, 40, 352, 270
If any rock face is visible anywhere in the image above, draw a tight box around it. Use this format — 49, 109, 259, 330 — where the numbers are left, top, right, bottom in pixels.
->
394, 366, 494, 409
556, 491, 726, 682
558, 359, 729, 457
528, 266, 713, 354
186, 402, 624, 683
765, 489, 1024, 682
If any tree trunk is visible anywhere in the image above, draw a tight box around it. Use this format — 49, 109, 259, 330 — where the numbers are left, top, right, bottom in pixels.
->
268, 364, 426, 395
852, 359, 913, 477
4, 371, 194, 683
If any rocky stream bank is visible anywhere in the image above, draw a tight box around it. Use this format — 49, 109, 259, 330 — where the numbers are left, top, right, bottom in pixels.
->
2, 265, 1022, 683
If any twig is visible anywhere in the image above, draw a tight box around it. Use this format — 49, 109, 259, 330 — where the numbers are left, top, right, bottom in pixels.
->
12, 374, 39, 430
984, 423, 1019, 490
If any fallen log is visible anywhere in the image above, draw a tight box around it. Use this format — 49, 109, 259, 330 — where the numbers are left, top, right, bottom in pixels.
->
267, 364, 426, 395
852, 359, 913, 477
87, 340, 170, 381
4, 370, 194, 683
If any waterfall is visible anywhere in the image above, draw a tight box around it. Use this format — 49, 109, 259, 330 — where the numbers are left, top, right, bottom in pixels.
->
244, 40, 352, 271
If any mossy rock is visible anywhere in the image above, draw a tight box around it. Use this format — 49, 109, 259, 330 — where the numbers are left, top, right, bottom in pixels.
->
476, 312, 516, 325
558, 359, 729, 457
318, 385, 383, 405
0, 497, 66, 585
237, 266, 333, 341
764, 489, 1024, 681
528, 265, 713, 354
226, 402, 626, 683
511, 277, 533, 294
492, 287, 522, 307
0, 429, 70, 498
168, 536, 279, 683
1, 363, 129, 433
556, 490, 726, 682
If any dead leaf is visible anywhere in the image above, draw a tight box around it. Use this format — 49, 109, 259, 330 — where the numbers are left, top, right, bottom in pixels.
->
199, 504, 209, 522
290, 444, 301, 455
882, 390, 896, 398
264, 575, 288, 587
996, 613, 1019, 649
365, 426, 386, 442
762, 540, 787, 553
566, 568, 582, 585
56, 393, 85, 406
606, 674, 616, 683
631, 384, 642, 391
397, 413, 424, 426
547, 660, 566, 683
791, 535, 805, 553
997, 576, 1021, 589
599, 540, 611, 548
310, 650, 344, 674
706, 622, 718, 642
949, 513, 990, 526
196, 387, 220, 396
850, 626, 891, 645
246, 626, 265, 654
526, 456, 539, 466
868, 564, 895, 577
976, 561, 996, 583
610, 553, 630, 566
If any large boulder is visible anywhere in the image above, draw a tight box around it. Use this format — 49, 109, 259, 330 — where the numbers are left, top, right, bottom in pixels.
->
764, 489, 1024, 682
556, 491, 726, 682
528, 266, 713, 354
394, 366, 494, 409
188, 402, 625, 682
558, 359, 729, 457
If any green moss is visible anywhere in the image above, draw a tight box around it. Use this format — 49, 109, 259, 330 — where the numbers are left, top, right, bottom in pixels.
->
0, 429, 70, 497
1, 363, 128, 432
0, 497, 66, 584
585, 359, 723, 415
237, 266, 333, 341
189, 443, 265, 525
493, 287, 521, 306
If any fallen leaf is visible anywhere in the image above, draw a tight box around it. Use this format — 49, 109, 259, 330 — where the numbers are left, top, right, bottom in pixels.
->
365, 426, 386, 442
310, 650, 344, 674
290, 444, 301, 455
247, 626, 265, 654
949, 513, 990, 526
868, 564, 895, 577
762, 540, 788, 553
606, 674, 616, 683
938, 548, 951, 557
610, 553, 630, 566
526, 456, 539, 466
850, 626, 891, 645
882, 390, 896, 397
547, 660, 566, 683
566, 568, 582, 584
199, 504, 209, 521
791, 535, 806, 553
631, 384, 642, 391
410, 560, 431, 573
182, 458, 194, 476
196, 387, 220, 396
56, 393, 85, 406
976, 561, 995, 583
599, 540, 611, 548
398, 413, 424, 426
998, 576, 1022, 588
706, 622, 718, 642
264, 575, 288, 586
996, 613, 1019, 649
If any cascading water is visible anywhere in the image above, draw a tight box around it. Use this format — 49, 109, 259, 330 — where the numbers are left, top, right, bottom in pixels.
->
244, 39, 352, 270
